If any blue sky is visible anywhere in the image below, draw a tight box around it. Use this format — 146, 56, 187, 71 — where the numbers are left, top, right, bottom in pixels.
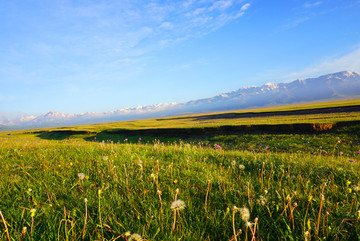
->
1, 0, 360, 117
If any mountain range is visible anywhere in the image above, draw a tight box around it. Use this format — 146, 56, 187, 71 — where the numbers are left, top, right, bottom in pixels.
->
1, 70, 360, 130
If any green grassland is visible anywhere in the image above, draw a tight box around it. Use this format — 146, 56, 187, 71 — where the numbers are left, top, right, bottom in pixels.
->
0, 99, 360, 240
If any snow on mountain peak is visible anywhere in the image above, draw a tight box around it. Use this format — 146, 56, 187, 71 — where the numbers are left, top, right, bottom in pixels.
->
2, 70, 359, 129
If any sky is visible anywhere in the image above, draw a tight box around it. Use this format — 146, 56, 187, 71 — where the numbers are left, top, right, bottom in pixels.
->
1, 0, 360, 118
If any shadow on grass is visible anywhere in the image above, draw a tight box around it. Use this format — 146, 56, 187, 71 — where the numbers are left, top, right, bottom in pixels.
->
34, 121, 360, 144
35, 130, 97, 140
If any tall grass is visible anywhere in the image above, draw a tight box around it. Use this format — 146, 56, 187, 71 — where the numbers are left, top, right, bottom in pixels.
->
0, 134, 359, 240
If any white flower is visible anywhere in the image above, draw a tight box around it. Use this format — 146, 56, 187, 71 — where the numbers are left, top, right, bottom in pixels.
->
78, 173, 85, 180
129, 233, 142, 241
171, 199, 186, 211
102, 156, 108, 161
239, 165, 245, 170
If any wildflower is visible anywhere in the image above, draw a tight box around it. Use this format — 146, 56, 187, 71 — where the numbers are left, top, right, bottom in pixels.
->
157, 190, 162, 195
173, 179, 178, 184
70, 162, 73, 166
84, 198, 88, 203
103, 156, 108, 161
264, 189, 268, 195
233, 206, 240, 212
231, 160, 236, 167
125, 231, 131, 237
129, 233, 142, 241
324, 151, 328, 154
349, 159, 355, 163
259, 196, 266, 205
171, 200, 186, 211
239, 207, 250, 222
239, 164, 245, 170
124, 138, 128, 142
175, 188, 180, 194
352, 185, 360, 192
22, 227, 27, 235
304, 231, 310, 241
265, 146, 269, 149
27, 188, 32, 195
78, 173, 85, 180
245, 221, 253, 227
346, 180, 352, 186
215, 144, 222, 150
30, 209, 36, 217
340, 151, 343, 155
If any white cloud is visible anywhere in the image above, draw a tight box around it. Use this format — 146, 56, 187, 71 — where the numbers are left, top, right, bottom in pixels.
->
209, 0, 234, 11
304, 1, 322, 8
241, 3, 251, 11
283, 46, 360, 80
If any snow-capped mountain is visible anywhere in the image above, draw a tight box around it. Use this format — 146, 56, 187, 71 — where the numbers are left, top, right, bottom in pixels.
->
1, 71, 360, 129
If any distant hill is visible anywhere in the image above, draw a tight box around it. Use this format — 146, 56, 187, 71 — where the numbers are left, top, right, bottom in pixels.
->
1, 71, 360, 129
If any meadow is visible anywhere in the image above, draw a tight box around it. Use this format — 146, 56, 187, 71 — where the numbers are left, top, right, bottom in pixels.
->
0, 99, 360, 240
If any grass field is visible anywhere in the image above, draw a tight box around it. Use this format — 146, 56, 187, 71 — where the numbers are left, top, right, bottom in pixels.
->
0, 99, 360, 240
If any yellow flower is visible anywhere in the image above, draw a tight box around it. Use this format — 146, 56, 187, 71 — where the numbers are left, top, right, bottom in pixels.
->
173, 179, 178, 184
30, 209, 36, 217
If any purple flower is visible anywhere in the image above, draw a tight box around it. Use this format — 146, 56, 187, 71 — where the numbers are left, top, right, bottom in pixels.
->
358, 152, 360, 154
124, 138, 128, 142
349, 159, 355, 163
324, 151, 328, 154
265, 146, 269, 149
339, 151, 343, 154
216, 144, 222, 150
139, 138, 142, 141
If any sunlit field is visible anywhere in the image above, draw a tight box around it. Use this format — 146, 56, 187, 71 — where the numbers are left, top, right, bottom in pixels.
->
1, 100, 360, 240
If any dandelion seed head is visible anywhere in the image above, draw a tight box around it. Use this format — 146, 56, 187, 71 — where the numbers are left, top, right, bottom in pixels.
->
352, 185, 360, 192
171, 199, 186, 211
239, 164, 245, 170
239, 207, 250, 222
129, 233, 142, 241
78, 173, 85, 180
